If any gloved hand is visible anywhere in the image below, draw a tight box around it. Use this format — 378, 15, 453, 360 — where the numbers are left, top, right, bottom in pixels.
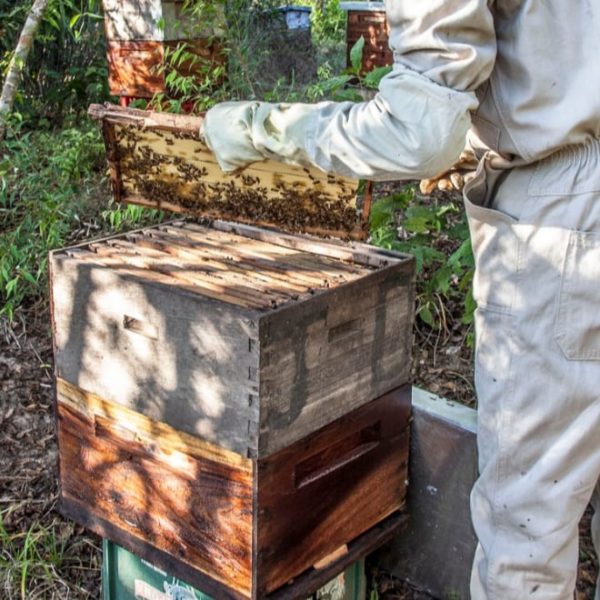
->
201, 101, 318, 172
419, 148, 478, 194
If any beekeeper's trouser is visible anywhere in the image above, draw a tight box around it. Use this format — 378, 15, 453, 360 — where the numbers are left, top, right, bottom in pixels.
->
465, 140, 600, 600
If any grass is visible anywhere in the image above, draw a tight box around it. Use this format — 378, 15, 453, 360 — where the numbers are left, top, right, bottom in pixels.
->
0, 509, 99, 599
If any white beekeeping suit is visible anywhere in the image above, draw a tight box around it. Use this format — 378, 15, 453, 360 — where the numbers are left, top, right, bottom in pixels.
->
202, 1, 600, 598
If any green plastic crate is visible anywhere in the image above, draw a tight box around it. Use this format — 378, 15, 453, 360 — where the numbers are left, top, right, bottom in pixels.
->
102, 539, 365, 600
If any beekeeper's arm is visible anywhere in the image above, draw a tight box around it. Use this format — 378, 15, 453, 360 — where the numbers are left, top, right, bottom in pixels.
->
202, 0, 496, 181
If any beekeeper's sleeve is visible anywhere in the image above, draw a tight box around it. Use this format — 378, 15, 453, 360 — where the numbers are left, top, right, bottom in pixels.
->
202, 0, 496, 181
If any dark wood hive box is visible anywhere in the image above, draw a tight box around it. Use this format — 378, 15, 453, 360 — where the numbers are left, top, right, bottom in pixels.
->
342, 3, 393, 73
50, 219, 414, 457
56, 378, 411, 599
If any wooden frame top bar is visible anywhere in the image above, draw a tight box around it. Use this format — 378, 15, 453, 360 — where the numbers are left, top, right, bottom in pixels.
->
52, 219, 411, 312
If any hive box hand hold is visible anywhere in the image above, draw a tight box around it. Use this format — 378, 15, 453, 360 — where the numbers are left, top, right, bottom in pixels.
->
88, 103, 372, 240
50, 219, 414, 457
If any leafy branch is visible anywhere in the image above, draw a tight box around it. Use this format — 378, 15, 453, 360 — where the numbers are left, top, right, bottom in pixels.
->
369, 186, 475, 333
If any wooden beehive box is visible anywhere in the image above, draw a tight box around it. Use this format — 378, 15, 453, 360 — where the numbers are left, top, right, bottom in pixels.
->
89, 104, 371, 240
57, 378, 410, 599
52, 103, 414, 599
50, 220, 414, 457
340, 2, 392, 73
50, 220, 414, 598
102, 0, 225, 98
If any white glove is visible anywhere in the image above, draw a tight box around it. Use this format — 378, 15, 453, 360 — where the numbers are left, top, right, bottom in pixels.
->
201, 101, 319, 172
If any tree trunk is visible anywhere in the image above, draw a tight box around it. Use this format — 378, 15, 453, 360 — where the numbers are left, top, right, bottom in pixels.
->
0, 0, 50, 141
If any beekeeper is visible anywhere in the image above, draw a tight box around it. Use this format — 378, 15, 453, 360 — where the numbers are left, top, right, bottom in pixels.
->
201, 1, 600, 598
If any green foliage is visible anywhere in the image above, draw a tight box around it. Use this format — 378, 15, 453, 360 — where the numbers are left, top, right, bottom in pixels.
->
350, 35, 365, 71
151, 0, 349, 110
306, 37, 392, 102
147, 0, 258, 110
0, 123, 162, 320
362, 65, 393, 89
1, 0, 109, 129
306, 0, 346, 44
369, 186, 475, 331
0, 1, 28, 55
153, 42, 228, 113
148, 0, 230, 112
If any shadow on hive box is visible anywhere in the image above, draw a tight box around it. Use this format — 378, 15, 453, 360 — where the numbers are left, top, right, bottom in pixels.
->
50, 105, 416, 599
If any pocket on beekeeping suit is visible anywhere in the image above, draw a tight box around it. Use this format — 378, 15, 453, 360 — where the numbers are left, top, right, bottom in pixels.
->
525, 140, 600, 361
463, 154, 520, 315
554, 231, 600, 360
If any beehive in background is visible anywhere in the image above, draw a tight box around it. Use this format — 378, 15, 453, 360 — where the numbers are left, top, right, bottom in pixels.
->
101, 0, 225, 99
340, 2, 392, 73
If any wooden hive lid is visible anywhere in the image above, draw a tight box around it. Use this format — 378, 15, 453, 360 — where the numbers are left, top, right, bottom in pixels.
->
55, 220, 405, 312
88, 103, 372, 240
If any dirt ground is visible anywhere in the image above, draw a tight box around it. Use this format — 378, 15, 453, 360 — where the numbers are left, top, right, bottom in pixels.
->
0, 316, 100, 599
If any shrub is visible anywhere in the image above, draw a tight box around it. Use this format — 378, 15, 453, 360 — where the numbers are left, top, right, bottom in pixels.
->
0, 122, 162, 320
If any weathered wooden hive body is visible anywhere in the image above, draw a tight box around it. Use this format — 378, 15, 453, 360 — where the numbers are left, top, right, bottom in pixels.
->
102, 0, 225, 98
51, 107, 415, 599
51, 220, 413, 456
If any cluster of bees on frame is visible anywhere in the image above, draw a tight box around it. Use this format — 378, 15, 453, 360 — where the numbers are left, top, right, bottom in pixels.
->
115, 123, 362, 234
